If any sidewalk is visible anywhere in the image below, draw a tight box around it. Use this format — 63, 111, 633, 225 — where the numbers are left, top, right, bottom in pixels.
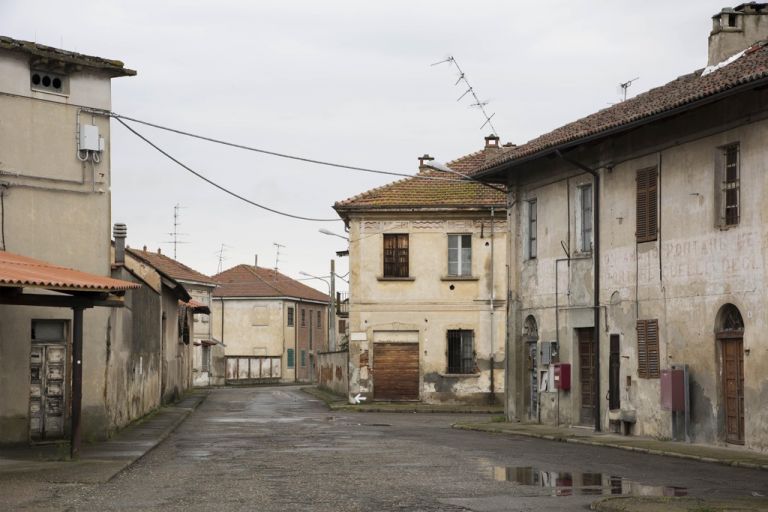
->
453, 420, 768, 471
0, 389, 207, 484
302, 386, 504, 414
591, 496, 768, 511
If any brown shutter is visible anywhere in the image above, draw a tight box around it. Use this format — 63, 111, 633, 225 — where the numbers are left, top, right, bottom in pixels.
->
636, 319, 660, 379
636, 320, 648, 378
636, 167, 658, 243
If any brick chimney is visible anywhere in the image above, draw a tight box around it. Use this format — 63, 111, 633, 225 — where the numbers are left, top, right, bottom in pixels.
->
418, 154, 434, 170
113, 223, 127, 266
708, 3, 768, 66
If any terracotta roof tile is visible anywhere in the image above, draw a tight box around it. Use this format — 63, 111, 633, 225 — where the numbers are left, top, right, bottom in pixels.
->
334, 146, 508, 211
0, 35, 136, 77
213, 265, 329, 303
477, 41, 768, 174
0, 251, 139, 292
127, 249, 218, 286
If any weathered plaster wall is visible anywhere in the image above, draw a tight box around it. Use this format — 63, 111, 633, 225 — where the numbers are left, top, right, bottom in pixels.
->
161, 289, 191, 404
318, 350, 348, 396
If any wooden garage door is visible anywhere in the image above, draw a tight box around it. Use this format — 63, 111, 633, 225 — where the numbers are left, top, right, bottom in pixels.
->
373, 343, 419, 400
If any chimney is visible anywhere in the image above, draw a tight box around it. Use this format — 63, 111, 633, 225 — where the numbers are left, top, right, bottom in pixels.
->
484, 134, 500, 150
418, 154, 434, 170
708, 3, 768, 66
113, 223, 127, 266
254, 254, 258, 268
157, 248, 162, 254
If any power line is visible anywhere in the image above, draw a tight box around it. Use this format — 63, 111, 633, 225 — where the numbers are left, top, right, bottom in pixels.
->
113, 117, 340, 222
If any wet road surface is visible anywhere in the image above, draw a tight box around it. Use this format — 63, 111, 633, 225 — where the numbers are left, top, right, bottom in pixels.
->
8, 386, 768, 511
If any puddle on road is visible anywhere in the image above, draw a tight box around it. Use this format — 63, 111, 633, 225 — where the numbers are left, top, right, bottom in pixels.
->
207, 417, 309, 424
492, 466, 687, 497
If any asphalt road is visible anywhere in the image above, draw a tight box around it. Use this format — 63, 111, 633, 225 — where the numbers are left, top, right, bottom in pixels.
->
9, 386, 768, 511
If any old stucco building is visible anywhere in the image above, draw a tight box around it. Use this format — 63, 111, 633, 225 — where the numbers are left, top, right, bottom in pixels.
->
0, 37, 140, 443
475, 4, 768, 451
334, 137, 509, 404
212, 264, 329, 384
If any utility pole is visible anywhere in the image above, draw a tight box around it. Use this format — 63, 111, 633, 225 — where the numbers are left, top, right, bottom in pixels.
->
329, 259, 336, 351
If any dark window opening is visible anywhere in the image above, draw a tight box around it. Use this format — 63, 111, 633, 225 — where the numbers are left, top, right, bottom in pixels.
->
383, 233, 409, 277
722, 144, 740, 226
447, 329, 474, 374
287, 307, 294, 327
728, 13, 737, 27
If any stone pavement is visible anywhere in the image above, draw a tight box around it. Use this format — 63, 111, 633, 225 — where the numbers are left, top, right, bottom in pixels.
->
0, 389, 207, 484
453, 420, 768, 471
303, 386, 505, 413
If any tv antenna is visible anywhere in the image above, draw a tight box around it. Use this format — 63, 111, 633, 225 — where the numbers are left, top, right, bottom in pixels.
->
619, 77, 640, 101
273, 242, 285, 277
215, 243, 231, 274
163, 203, 188, 259
432, 55, 498, 135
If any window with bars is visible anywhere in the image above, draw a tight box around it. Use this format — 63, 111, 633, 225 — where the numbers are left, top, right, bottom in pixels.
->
317, 310, 322, 328
448, 234, 472, 276
383, 233, 409, 277
447, 329, 474, 374
636, 167, 658, 243
636, 319, 660, 378
528, 200, 537, 259
580, 185, 593, 252
287, 307, 294, 327
721, 143, 740, 227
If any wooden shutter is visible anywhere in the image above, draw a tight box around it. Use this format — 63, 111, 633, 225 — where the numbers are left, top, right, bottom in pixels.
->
383, 234, 409, 277
636, 319, 660, 378
636, 167, 658, 243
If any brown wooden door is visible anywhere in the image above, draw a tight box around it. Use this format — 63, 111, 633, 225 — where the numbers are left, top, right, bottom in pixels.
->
723, 337, 745, 444
373, 343, 419, 400
578, 328, 595, 425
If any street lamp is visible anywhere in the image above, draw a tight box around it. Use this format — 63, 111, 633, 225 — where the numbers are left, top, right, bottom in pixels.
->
319, 228, 349, 241
299, 269, 336, 351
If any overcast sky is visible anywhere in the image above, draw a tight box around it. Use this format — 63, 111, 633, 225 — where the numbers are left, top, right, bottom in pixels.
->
1, 0, 729, 292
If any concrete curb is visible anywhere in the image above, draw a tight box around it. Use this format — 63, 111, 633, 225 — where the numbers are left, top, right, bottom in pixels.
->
301, 387, 504, 414
452, 423, 768, 472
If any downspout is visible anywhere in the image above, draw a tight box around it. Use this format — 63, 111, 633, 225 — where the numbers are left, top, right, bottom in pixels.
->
556, 150, 601, 432
489, 206, 496, 403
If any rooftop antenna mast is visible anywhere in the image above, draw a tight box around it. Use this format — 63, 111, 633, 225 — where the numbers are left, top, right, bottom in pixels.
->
216, 243, 231, 274
619, 77, 640, 101
273, 242, 285, 278
163, 203, 188, 259
432, 55, 499, 136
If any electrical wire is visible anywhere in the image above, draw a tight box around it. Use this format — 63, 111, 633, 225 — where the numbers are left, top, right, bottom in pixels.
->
109, 113, 476, 185
114, 117, 341, 222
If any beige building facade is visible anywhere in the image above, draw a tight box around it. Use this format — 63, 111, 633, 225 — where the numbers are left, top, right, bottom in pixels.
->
476, 4, 768, 451
335, 138, 508, 404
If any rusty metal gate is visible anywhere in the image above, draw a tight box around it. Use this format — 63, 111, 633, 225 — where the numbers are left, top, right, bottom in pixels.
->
577, 328, 595, 425
30, 324, 68, 441
723, 337, 745, 444
373, 342, 419, 401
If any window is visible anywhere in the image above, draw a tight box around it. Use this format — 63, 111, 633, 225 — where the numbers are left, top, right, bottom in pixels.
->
301, 350, 306, 367
447, 329, 474, 374
339, 319, 347, 333
579, 185, 593, 252
202, 345, 211, 372
287, 307, 294, 327
287, 348, 295, 368
720, 143, 740, 227
636, 319, 660, 378
636, 167, 658, 242
528, 200, 537, 259
448, 234, 472, 276
317, 310, 322, 328
301, 309, 306, 327
383, 233, 409, 277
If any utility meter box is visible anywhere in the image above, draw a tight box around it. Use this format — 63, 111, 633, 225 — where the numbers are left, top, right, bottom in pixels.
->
661, 368, 686, 411
553, 363, 571, 391
79, 124, 101, 151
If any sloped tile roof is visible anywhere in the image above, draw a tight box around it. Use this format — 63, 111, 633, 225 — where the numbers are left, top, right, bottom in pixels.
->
334, 147, 508, 212
127, 248, 218, 286
213, 264, 329, 303
0, 35, 136, 77
476, 41, 768, 175
0, 251, 139, 292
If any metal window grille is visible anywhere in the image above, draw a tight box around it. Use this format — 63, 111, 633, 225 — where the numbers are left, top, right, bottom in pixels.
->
383, 233, 409, 277
723, 144, 740, 226
287, 307, 294, 327
447, 329, 474, 374
636, 319, 660, 378
580, 185, 593, 252
636, 167, 658, 242
448, 234, 472, 276
528, 200, 537, 259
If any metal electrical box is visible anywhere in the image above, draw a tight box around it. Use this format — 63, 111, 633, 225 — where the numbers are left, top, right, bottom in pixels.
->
553, 363, 571, 391
79, 124, 102, 151
661, 368, 686, 411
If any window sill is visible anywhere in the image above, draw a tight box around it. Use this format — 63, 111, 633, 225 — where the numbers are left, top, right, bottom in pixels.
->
377, 276, 415, 281
438, 373, 481, 378
440, 276, 479, 281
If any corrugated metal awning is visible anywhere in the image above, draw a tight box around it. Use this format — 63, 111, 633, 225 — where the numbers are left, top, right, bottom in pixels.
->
0, 251, 139, 292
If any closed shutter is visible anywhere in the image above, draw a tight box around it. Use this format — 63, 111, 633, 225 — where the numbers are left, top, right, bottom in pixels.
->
636, 167, 658, 242
636, 319, 660, 378
373, 343, 419, 400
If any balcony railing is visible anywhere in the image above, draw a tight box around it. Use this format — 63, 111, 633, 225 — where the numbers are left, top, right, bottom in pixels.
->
336, 291, 349, 317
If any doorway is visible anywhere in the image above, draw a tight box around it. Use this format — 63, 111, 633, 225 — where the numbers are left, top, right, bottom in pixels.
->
717, 304, 744, 445
577, 328, 595, 425
29, 320, 68, 441
608, 334, 620, 411
523, 316, 539, 421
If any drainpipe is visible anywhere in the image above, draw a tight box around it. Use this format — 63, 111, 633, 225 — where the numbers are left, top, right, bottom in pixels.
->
555, 150, 601, 432
489, 207, 496, 403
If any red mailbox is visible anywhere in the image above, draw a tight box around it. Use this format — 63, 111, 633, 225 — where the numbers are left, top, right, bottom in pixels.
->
553, 363, 571, 391
661, 368, 685, 411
